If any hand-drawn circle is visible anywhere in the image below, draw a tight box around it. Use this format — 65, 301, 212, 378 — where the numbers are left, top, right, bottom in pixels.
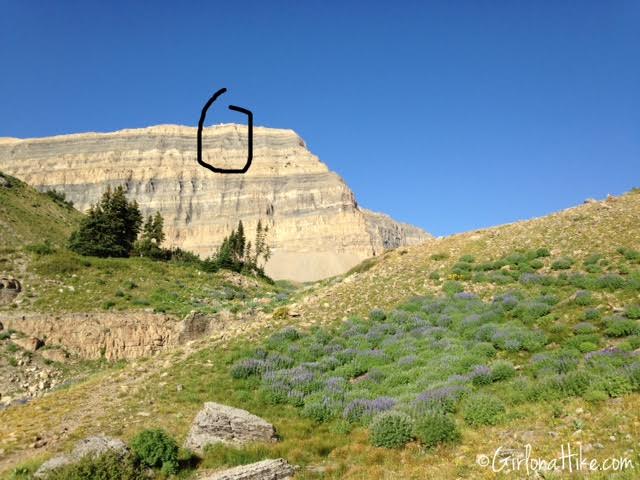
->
197, 87, 253, 174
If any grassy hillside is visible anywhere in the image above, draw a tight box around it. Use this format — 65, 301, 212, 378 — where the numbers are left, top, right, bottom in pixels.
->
2, 191, 640, 479
0, 172, 291, 316
0, 172, 81, 250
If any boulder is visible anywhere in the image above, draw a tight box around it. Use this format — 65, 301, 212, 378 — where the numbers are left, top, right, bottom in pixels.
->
0, 277, 21, 304
35, 435, 128, 478
202, 458, 297, 480
184, 402, 277, 454
12, 336, 44, 352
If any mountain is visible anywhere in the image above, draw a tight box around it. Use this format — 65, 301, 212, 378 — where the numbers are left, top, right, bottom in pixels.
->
0, 125, 431, 281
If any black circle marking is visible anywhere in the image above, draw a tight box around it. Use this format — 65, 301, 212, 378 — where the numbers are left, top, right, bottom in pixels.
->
197, 88, 253, 174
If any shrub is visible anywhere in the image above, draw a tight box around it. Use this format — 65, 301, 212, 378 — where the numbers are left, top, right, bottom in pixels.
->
583, 309, 601, 321
369, 411, 414, 448
463, 394, 505, 426
513, 301, 551, 324
369, 309, 387, 322
574, 290, 593, 306
471, 365, 493, 386
45, 451, 143, 480
231, 359, 264, 379
551, 257, 573, 270
428, 271, 441, 280
490, 361, 516, 382
600, 373, 633, 398
535, 248, 551, 257
584, 389, 609, 404
302, 398, 335, 423
625, 305, 640, 320
431, 253, 449, 261
442, 281, 464, 295
25, 240, 55, 255
459, 254, 475, 263
343, 397, 396, 424
130, 429, 179, 475
596, 274, 626, 290
573, 322, 596, 335
413, 411, 461, 448
414, 386, 467, 414
604, 317, 639, 337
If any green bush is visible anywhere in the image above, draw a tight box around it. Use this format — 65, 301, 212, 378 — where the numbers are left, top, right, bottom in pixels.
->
459, 254, 476, 263
584, 389, 609, 404
600, 374, 633, 398
130, 429, 179, 475
413, 411, 461, 448
369, 411, 414, 448
551, 257, 573, 270
25, 240, 55, 255
442, 281, 464, 295
625, 305, 640, 319
535, 248, 551, 257
574, 290, 593, 306
302, 400, 335, 423
604, 318, 639, 337
463, 394, 505, 426
490, 361, 516, 382
45, 451, 143, 480
369, 308, 387, 322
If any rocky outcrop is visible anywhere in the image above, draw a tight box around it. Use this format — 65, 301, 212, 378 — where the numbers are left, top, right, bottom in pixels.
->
0, 311, 182, 360
34, 435, 128, 478
202, 458, 297, 480
184, 402, 277, 454
0, 125, 431, 281
11, 336, 43, 352
0, 277, 21, 304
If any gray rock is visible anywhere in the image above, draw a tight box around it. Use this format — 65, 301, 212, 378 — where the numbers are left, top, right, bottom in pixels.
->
184, 402, 277, 454
34, 435, 127, 478
202, 458, 297, 480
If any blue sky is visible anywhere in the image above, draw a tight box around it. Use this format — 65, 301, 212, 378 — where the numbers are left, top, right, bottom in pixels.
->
1, 1, 638, 236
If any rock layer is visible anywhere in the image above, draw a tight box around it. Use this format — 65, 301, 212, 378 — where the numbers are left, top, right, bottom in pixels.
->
0, 125, 431, 281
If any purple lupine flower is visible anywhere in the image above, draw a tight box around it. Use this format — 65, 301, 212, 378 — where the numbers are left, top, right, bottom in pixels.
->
455, 292, 477, 300
414, 385, 467, 413
343, 396, 396, 422
325, 376, 346, 393
398, 355, 418, 367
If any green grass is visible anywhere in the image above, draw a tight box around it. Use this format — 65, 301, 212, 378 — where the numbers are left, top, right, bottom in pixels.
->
0, 172, 81, 249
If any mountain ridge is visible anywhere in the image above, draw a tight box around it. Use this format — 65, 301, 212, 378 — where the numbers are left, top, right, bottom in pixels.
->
0, 124, 431, 281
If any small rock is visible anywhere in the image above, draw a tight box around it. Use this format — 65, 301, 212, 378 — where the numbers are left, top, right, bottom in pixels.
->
575, 408, 584, 414
610, 435, 617, 441
176, 384, 183, 392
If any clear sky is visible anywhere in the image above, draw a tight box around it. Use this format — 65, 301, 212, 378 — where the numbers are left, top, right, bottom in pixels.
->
1, 1, 638, 236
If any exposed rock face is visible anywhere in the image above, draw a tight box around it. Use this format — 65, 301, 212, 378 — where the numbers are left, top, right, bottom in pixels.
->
34, 435, 128, 478
0, 277, 21, 304
11, 336, 43, 352
0, 311, 182, 360
184, 402, 277, 454
203, 458, 297, 480
0, 125, 431, 281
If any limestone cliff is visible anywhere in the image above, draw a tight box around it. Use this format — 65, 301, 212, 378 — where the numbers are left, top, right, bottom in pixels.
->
0, 125, 431, 281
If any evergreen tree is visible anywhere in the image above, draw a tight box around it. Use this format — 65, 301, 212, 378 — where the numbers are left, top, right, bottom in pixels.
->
69, 186, 142, 257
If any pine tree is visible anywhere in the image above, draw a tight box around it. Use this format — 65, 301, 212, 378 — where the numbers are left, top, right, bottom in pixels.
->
69, 186, 142, 257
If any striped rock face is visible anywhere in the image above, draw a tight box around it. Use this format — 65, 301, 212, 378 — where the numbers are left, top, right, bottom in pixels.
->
0, 125, 430, 281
